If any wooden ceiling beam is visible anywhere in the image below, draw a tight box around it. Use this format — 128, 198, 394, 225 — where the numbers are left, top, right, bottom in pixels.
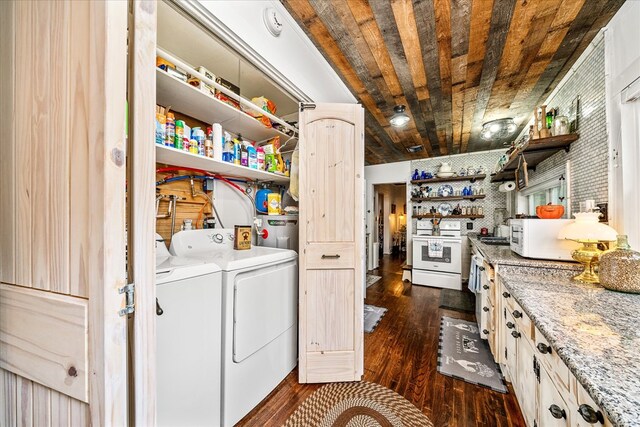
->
434, 0, 454, 154
468, 0, 517, 151
412, 0, 449, 155
368, 0, 437, 156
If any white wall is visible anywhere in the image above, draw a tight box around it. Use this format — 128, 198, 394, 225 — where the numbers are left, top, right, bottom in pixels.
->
195, 0, 357, 104
605, 1, 640, 249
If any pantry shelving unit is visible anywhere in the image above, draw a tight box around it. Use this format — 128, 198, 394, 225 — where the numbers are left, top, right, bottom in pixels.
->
410, 174, 486, 185
156, 145, 290, 184
411, 194, 486, 202
156, 69, 294, 144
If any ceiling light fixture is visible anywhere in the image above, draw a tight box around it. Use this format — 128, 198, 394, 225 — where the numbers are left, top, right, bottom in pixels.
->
390, 105, 410, 128
481, 118, 517, 140
406, 145, 423, 153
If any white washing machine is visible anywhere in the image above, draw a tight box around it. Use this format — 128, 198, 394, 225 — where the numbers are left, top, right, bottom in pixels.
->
155, 235, 223, 427
170, 229, 298, 427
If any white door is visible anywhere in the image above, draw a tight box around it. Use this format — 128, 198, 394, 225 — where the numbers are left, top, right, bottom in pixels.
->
298, 103, 365, 383
0, 1, 129, 424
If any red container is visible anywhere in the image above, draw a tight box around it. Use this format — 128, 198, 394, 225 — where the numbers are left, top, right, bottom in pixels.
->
480, 227, 488, 235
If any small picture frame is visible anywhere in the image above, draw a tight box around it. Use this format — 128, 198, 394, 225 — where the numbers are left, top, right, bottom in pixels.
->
391, 204, 396, 214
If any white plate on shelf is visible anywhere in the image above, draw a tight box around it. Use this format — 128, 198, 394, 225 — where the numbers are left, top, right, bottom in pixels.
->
438, 203, 453, 216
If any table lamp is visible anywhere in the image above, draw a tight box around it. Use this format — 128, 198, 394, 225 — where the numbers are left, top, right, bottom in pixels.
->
558, 212, 617, 284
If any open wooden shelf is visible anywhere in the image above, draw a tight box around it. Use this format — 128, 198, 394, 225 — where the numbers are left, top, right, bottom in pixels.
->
412, 194, 486, 202
156, 69, 295, 143
491, 134, 578, 182
414, 214, 484, 219
411, 174, 486, 185
156, 145, 290, 183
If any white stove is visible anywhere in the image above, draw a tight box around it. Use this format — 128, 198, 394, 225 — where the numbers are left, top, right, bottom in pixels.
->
412, 220, 462, 290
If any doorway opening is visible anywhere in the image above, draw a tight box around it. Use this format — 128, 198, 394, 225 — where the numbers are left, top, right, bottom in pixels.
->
372, 183, 407, 266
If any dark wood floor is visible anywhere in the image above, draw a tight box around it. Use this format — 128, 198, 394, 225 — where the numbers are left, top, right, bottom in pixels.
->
237, 255, 526, 427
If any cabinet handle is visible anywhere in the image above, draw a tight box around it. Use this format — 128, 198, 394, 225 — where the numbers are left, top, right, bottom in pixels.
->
502, 292, 511, 298
549, 405, 567, 420
483, 285, 490, 290
479, 266, 485, 271
506, 322, 515, 329
483, 329, 489, 335
511, 331, 521, 339
483, 306, 489, 312
537, 343, 552, 354
321, 254, 341, 259
512, 310, 523, 318
578, 404, 605, 424
156, 298, 164, 316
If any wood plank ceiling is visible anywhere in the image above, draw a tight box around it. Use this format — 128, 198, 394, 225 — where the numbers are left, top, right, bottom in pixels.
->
282, 0, 625, 164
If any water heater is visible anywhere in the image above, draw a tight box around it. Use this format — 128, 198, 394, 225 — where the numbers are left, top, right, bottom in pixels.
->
258, 215, 299, 252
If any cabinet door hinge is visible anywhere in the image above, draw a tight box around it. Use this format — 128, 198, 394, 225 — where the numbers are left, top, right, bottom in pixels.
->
504, 347, 508, 360
533, 355, 541, 383
119, 283, 135, 316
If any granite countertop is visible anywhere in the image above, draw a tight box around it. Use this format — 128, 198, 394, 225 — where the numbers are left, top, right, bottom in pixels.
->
497, 266, 640, 427
468, 234, 580, 270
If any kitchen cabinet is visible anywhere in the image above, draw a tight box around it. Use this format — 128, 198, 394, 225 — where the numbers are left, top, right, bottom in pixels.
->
490, 265, 612, 427
517, 336, 538, 427
538, 364, 571, 427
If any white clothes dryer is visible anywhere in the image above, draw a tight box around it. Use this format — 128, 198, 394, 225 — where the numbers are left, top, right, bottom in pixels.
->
155, 235, 223, 427
170, 229, 298, 427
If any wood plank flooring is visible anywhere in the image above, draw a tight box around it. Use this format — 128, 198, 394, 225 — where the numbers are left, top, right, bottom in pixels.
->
237, 255, 526, 427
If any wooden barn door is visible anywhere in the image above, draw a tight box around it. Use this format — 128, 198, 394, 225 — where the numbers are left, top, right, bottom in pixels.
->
0, 1, 129, 425
298, 103, 365, 383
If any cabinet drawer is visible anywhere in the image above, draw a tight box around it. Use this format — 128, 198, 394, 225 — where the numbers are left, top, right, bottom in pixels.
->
305, 243, 355, 269
534, 327, 570, 393
509, 300, 533, 341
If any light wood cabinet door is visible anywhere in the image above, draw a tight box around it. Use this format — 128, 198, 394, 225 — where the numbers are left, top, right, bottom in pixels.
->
504, 309, 519, 384
517, 336, 537, 427
539, 365, 571, 427
298, 103, 365, 383
0, 1, 129, 425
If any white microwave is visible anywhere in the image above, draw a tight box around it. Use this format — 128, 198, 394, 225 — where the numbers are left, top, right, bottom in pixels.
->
510, 218, 581, 261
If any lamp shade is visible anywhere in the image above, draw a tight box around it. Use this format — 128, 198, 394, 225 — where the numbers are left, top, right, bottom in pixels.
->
558, 212, 617, 241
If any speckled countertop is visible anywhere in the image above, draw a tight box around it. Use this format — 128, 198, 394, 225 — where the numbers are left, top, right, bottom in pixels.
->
468, 234, 581, 270
497, 266, 640, 427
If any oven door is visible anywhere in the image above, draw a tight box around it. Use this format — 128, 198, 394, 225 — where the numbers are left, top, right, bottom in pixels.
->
412, 237, 462, 274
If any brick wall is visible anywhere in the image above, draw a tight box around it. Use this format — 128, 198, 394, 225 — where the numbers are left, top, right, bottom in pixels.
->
526, 34, 608, 213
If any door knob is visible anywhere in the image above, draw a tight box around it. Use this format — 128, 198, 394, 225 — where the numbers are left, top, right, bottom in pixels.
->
511, 331, 521, 339
537, 343, 552, 354
483, 285, 489, 290
483, 306, 489, 312
156, 298, 164, 316
512, 310, 523, 318
578, 404, 604, 424
549, 404, 567, 419
506, 322, 515, 329
482, 329, 489, 335
502, 292, 510, 298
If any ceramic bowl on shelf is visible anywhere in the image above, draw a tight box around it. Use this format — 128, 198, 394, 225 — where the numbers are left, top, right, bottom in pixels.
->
436, 171, 455, 178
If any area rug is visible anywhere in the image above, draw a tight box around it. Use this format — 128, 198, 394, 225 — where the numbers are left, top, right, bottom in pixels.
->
366, 274, 382, 288
437, 316, 507, 393
284, 381, 433, 427
439, 289, 475, 313
364, 304, 387, 333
